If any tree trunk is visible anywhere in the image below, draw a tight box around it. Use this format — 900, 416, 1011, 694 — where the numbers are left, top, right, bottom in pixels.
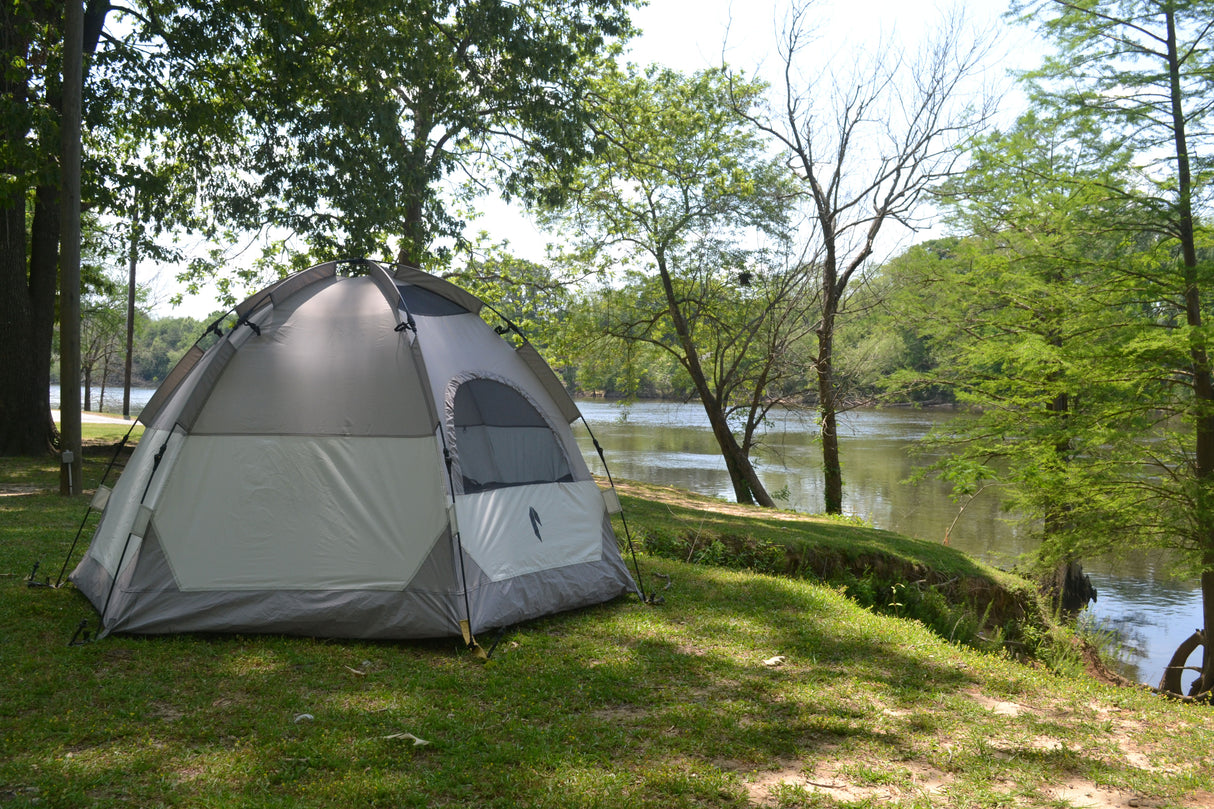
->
1165, 6, 1214, 695
817, 289, 843, 514
124, 190, 138, 418
0, 0, 104, 457
0, 202, 56, 456
99, 351, 109, 412
60, 0, 84, 494
395, 195, 425, 268
0, 0, 108, 456
655, 255, 774, 507
1203, 566, 1214, 694
1159, 628, 1204, 696
394, 112, 433, 271
0, 3, 57, 455
710, 408, 772, 506
10, 185, 63, 457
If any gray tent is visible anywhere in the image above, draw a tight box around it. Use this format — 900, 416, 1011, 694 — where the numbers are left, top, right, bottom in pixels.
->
71, 260, 637, 641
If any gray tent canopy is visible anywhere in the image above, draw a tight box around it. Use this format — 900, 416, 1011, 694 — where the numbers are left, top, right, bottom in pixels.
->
70, 260, 638, 640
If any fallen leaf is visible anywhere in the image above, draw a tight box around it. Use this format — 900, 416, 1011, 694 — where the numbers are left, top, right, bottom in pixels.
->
382, 732, 430, 746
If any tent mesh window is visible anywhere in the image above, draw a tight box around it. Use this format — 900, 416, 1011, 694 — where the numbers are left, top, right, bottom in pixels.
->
453, 379, 573, 493
397, 283, 470, 316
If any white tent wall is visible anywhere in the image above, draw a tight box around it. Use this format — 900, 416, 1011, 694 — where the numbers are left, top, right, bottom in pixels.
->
152, 435, 450, 590
400, 282, 634, 625
70, 261, 637, 640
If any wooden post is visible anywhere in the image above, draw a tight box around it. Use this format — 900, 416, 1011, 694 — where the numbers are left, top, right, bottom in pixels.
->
123, 189, 138, 419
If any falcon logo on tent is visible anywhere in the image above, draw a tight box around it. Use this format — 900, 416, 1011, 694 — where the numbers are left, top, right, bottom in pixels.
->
529, 507, 543, 542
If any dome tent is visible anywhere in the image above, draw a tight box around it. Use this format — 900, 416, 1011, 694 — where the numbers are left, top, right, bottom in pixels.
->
70, 260, 638, 641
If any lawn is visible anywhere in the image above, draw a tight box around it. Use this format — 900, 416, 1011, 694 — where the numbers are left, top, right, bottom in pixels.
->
1, 426, 1212, 808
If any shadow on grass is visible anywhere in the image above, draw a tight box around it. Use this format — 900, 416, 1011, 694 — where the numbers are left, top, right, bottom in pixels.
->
0, 552, 1182, 808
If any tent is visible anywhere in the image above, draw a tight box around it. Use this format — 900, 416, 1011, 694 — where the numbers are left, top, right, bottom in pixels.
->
70, 260, 638, 641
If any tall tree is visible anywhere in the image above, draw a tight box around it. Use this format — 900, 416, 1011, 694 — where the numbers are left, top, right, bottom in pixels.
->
150, 0, 636, 279
733, 2, 996, 514
0, 0, 110, 456
891, 111, 1136, 555
1, 0, 633, 455
544, 64, 803, 506
1010, 0, 1214, 695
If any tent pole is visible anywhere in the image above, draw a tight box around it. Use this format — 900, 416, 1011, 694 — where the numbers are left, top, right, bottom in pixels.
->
54, 422, 139, 587
392, 276, 483, 653
588, 431, 648, 604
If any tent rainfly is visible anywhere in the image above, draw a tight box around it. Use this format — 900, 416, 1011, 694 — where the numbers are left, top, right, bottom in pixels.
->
70, 260, 638, 641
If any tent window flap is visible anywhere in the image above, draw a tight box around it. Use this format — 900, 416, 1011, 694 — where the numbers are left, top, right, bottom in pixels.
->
453, 379, 572, 492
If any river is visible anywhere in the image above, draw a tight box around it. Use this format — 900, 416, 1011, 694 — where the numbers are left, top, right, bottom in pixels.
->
65, 386, 1200, 687
571, 398, 1204, 689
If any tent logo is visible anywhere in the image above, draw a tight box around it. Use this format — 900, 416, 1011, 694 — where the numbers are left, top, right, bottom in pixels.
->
529, 507, 543, 542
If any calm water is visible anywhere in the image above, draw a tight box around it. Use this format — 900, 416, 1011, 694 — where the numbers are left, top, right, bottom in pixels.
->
52, 385, 154, 417
572, 398, 1204, 688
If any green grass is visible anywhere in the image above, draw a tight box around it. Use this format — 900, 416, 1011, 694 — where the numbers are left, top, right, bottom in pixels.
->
2, 438, 1212, 808
614, 482, 1051, 662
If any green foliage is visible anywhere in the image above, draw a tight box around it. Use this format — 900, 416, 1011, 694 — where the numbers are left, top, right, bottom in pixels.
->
623, 488, 1051, 659
543, 64, 808, 504
833, 249, 957, 405
444, 242, 573, 352
638, 526, 788, 575
135, 0, 637, 279
129, 315, 205, 384
7, 0, 636, 447
1015, 0, 1214, 198
865, 4, 1214, 696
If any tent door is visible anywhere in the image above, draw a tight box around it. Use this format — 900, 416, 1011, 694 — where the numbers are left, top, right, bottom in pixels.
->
449, 378, 601, 582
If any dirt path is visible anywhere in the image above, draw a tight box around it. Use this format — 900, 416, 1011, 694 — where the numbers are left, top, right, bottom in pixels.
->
608, 479, 836, 524
52, 410, 135, 425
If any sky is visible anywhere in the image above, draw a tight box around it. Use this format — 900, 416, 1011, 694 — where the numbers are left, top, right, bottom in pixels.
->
153, 0, 1046, 319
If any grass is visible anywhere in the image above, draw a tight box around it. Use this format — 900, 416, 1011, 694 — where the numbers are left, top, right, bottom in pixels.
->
2, 429, 1213, 808
613, 481, 1052, 664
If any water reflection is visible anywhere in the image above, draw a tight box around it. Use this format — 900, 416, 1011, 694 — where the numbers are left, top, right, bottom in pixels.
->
574, 399, 1203, 687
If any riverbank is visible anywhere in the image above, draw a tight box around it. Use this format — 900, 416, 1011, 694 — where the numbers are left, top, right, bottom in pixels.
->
2, 426, 1213, 807
574, 398, 1203, 688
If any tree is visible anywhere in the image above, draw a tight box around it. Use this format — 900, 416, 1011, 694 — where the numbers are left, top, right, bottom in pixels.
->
79, 271, 128, 413
2, 0, 634, 455
130, 315, 207, 385
147, 0, 636, 278
558, 285, 688, 398
833, 240, 957, 406
733, 2, 996, 514
889, 110, 1136, 552
443, 243, 575, 350
1008, 0, 1214, 696
0, 0, 109, 455
544, 64, 805, 506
